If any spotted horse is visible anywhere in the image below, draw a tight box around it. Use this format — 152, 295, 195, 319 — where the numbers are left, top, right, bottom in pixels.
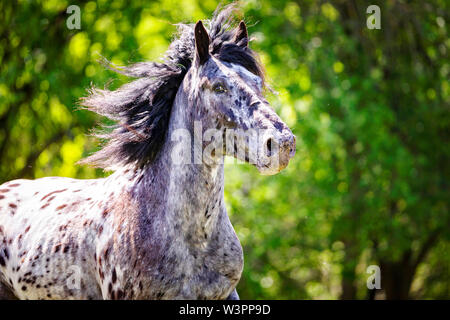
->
0, 6, 295, 300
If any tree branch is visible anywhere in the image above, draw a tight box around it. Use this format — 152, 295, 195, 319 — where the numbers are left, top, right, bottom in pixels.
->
413, 228, 442, 270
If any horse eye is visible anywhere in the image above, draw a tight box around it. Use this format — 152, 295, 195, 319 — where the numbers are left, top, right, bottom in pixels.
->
213, 83, 227, 94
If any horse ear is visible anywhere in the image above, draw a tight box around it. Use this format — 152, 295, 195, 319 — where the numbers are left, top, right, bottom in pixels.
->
233, 20, 248, 47
194, 20, 210, 65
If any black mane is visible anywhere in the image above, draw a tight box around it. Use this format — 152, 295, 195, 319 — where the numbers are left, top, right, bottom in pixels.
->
80, 4, 264, 169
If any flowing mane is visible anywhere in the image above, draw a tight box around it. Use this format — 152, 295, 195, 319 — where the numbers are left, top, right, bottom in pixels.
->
79, 5, 265, 170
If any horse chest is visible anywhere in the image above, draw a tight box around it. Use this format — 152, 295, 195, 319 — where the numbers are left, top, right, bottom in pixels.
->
132, 250, 243, 299
99, 218, 243, 300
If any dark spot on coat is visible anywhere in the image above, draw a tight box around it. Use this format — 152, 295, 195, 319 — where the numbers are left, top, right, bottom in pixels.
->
41, 189, 67, 201
116, 289, 124, 300
54, 244, 61, 253
8, 183, 20, 187
99, 269, 104, 280
3, 248, 9, 259
248, 104, 258, 116
56, 204, 67, 210
103, 247, 110, 260
0, 256, 5, 266
70, 201, 79, 208
8, 203, 17, 209
0, 195, 4, 200
273, 120, 284, 133
0, 189, 10, 193
111, 268, 117, 283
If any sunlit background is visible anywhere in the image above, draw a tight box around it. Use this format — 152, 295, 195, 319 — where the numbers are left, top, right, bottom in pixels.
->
1, 0, 448, 299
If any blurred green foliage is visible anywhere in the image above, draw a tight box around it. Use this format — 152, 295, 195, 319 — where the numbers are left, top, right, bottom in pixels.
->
0, 0, 448, 299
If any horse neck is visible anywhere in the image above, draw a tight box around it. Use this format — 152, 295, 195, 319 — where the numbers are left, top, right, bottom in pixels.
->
132, 77, 225, 246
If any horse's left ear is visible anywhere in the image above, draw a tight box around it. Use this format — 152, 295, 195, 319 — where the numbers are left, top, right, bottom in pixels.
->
233, 20, 248, 47
194, 20, 210, 65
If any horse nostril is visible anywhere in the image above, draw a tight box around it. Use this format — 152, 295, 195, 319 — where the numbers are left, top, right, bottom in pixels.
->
266, 138, 274, 157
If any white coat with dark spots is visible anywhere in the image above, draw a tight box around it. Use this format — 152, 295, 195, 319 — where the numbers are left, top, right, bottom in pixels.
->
0, 6, 295, 300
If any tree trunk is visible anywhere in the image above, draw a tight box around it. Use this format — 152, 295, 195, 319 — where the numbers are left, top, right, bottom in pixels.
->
379, 230, 442, 299
379, 252, 415, 299
340, 241, 358, 300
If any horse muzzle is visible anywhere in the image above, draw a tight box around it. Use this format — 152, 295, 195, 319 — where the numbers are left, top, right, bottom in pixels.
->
257, 130, 296, 175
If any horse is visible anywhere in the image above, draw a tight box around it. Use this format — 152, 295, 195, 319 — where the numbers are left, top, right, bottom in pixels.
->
0, 6, 295, 299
